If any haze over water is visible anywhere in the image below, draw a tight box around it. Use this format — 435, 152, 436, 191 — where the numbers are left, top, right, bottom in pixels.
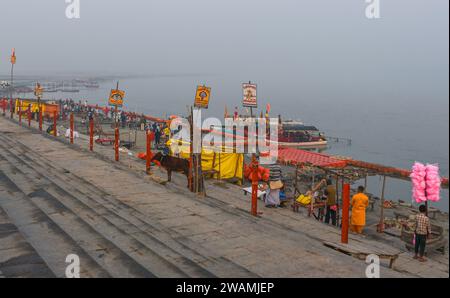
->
1, 0, 448, 210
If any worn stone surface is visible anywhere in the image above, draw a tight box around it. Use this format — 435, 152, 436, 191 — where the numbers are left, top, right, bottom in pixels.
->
1, 116, 447, 278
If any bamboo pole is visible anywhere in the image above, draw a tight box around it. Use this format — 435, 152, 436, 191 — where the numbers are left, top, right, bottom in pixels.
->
251, 154, 259, 216
310, 168, 315, 217
70, 113, 74, 143
53, 111, 57, 137
18, 100, 22, 125
27, 105, 31, 127
377, 175, 387, 233
89, 117, 94, 151
146, 130, 151, 174
336, 175, 340, 227
114, 127, 119, 162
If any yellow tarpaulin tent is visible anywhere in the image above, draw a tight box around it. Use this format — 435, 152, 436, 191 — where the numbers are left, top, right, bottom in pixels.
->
167, 139, 243, 180
15, 99, 46, 113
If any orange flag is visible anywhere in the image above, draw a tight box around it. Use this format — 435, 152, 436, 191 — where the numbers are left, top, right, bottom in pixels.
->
10, 48, 16, 65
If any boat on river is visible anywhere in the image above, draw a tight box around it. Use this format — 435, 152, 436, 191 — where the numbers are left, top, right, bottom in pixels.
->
278, 120, 327, 148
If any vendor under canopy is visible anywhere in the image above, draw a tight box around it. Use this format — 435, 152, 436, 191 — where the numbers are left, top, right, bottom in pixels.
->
265, 162, 284, 208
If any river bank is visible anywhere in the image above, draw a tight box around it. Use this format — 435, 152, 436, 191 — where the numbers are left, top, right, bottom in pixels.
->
1, 113, 448, 277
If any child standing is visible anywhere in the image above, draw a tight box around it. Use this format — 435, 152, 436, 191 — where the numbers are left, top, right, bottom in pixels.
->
414, 205, 432, 262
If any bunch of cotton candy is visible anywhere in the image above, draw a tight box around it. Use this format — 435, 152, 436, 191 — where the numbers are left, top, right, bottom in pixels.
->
410, 162, 427, 203
425, 164, 441, 202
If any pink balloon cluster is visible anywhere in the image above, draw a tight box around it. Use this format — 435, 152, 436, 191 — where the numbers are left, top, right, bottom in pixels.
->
410, 162, 441, 203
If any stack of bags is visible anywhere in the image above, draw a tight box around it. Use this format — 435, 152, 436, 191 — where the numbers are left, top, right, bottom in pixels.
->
410, 162, 441, 203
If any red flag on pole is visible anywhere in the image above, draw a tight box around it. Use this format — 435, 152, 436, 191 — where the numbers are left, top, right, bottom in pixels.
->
11, 48, 16, 65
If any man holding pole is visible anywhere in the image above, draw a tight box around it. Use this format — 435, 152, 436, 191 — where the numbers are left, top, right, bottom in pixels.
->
350, 186, 369, 234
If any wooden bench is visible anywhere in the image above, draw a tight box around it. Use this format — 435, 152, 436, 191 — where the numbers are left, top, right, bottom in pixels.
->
323, 241, 400, 269
292, 201, 326, 218
203, 169, 219, 179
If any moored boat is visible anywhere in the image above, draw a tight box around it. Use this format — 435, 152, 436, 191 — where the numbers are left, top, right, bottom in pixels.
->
278, 120, 327, 148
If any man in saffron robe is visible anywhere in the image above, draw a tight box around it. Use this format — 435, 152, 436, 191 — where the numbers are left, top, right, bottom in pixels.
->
350, 186, 369, 234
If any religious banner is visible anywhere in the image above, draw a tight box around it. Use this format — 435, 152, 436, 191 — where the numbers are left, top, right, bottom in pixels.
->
108, 89, 125, 107
34, 83, 44, 97
242, 83, 257, 108
194, 85, 211, 109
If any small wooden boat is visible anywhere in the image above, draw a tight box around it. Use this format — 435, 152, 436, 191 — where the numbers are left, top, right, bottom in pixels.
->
277, 140, 328, 149
61, 89, 80, 93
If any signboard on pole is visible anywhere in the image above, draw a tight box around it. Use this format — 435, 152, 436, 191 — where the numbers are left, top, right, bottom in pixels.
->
242, 83, 257, 108
34, 83, 44, 97
108, 89, 125, 107
194, 85, 211, 109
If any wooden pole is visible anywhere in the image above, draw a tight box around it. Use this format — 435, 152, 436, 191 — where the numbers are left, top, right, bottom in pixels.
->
251, 154, 259, 216
309, 168, 315, 217
336, 175, 340, 227
10, 62, 14, 118
188, 106, 194, 192
114, 127, 119, 162
89, 117, 94, 151
341, 183, 350, 244
53, 111, 57, 137
70, 113, 74, 144
424, 171, 429, 217
38, 104, 43, 131
18, 100, 22, 125
377, 176, 387, 233
10, 99, 14, 119
146, 130, 152, 174
28, 105, 31, 127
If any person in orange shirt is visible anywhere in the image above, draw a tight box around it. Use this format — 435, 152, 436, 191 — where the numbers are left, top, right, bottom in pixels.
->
350, 186, 369, 234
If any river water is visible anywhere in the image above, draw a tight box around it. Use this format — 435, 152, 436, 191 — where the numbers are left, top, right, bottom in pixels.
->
5, 75, 449, 211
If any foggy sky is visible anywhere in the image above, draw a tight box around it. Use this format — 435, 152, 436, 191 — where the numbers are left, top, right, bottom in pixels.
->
1, 0, 448, 106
